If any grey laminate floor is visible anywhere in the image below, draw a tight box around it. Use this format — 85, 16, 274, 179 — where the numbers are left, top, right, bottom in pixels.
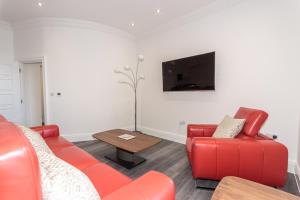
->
75, 139, 300, 200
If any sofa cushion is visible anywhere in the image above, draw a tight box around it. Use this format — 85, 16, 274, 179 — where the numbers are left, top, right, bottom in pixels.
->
53, 146, 99, 170
234, 107, 268, 137
44, 136, 74, 152
212, 115, 245, 138
37, 151, 100, 200
83, 163, 132, 198
18, 125, 53, 154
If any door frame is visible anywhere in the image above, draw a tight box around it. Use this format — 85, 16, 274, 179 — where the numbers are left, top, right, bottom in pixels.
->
18, 56, 49, 125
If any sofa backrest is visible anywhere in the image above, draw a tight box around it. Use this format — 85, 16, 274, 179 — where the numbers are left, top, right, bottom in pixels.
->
0, 121, 42, 200
234, 107, 268, 137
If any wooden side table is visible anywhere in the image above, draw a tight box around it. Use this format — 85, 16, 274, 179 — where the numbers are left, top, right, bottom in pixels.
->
212, 176, 300, 200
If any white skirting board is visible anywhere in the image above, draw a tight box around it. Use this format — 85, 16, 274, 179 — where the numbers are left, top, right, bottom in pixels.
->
139, 126, 186, 144
62, 133, 96, 142
295, 163, 300, 193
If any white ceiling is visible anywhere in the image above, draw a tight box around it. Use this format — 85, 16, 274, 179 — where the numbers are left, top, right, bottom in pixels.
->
0, 0, 220, 36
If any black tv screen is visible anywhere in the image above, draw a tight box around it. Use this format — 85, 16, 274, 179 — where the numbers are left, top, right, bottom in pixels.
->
162, 52, 215, 91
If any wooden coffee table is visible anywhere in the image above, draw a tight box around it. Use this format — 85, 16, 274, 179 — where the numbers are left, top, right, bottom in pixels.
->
93, 129, 161, 169
212, 176, 300, 200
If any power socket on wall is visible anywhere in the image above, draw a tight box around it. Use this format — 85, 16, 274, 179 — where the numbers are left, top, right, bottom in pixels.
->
179, 121, 186, 126
272, 134, 278, 140
266, 134, 278, 140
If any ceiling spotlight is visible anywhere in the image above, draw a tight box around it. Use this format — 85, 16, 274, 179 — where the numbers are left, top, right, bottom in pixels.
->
156, 9, 160, 14
37, 2, 43, 7
131, 22, 135, 27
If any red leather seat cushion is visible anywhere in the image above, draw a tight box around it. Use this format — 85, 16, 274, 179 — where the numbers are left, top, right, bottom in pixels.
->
44, 136, 74, 151
103, 171, 175, 200
53, 146, 99, 170
83, 163, 132, 198
234, 107, 268, 137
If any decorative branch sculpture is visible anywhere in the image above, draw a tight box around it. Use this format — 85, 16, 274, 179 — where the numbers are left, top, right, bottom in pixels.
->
114, 55, 145, 132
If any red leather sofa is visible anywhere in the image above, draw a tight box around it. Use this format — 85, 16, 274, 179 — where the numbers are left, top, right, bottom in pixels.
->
186, 107, 288, 187
0, 115, 175, 200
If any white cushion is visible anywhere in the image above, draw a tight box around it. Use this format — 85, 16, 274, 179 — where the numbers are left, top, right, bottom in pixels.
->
18, 125, 100, 200
37, 151, 100, 200
212, 115, 245, 138
18, 125, 53, 154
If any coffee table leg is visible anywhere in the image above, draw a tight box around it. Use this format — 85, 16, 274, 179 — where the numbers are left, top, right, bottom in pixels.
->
105, 148, 146, 169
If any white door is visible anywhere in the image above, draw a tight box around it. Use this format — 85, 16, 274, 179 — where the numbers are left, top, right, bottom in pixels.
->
21, 63, 44, 127
0, 63, 23, 123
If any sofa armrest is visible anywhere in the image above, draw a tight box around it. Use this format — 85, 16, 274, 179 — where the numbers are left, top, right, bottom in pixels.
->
103, 171, 175, 200
191, 138, 288, 187
187, 124, 217, 138
31, 125, 60, 138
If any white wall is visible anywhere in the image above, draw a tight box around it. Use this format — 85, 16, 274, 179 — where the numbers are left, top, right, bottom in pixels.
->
14, 18, 137, 140
0, 21, 14, 64
138, 0, 300, 170
9, 1, 300, 172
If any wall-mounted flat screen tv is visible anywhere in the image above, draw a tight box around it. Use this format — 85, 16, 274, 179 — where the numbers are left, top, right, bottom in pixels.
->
162, 52, 215, 91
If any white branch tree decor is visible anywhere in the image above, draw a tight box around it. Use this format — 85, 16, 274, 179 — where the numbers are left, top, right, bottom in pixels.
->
114, 55, 145, 132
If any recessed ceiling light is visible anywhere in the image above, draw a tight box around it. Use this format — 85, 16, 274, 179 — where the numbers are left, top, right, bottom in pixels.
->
156, 9, 160, 14
131, 22, 135, 27
37, 2, 43, 7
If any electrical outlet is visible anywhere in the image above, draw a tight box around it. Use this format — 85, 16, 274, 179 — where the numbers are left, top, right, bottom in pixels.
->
179, 121, 186, 126
266, 134, 278, 140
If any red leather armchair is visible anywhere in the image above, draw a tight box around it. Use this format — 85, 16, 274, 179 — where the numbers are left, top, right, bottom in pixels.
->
186, 107, 288, 187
